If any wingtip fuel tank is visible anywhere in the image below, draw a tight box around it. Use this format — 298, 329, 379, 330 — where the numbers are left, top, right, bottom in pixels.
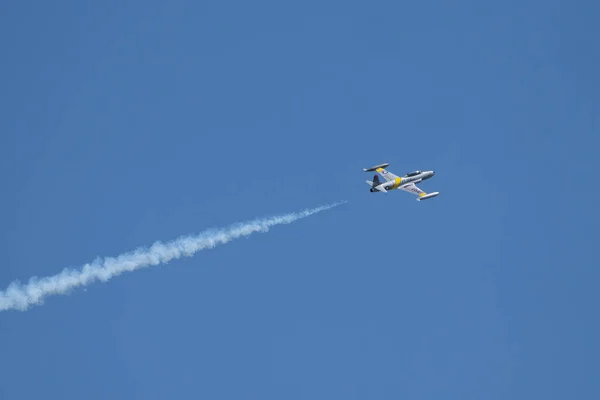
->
363, 162, 390, 172
416, 192, 440, 201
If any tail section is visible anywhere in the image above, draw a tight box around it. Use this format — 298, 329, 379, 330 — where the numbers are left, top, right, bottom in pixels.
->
372, 175, 381, 187
366, 175, 384, 192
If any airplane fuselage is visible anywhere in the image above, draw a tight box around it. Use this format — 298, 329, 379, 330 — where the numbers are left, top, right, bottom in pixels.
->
370, 170, 435, 192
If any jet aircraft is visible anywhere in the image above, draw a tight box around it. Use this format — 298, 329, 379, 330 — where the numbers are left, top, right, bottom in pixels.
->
363, 163, 440, 201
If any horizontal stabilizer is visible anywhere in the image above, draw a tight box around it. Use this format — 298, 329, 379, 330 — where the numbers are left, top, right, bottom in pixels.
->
366, 180, 387, 192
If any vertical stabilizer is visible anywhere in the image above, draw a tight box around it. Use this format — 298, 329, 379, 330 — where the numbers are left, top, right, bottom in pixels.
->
372, 175, 381, 188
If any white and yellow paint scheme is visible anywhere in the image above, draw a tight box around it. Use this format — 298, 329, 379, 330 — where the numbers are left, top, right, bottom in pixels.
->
363, 163, 439, 201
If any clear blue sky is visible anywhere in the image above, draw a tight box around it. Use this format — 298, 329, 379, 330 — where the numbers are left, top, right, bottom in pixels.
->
1, 0, 598, 398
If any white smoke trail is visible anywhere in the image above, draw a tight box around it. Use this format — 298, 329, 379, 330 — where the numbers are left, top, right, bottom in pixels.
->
0, 201, 345, 312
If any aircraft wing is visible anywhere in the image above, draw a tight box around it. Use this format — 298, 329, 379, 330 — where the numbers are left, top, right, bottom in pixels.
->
375, 167, 400, 182
399, 183, 427, 197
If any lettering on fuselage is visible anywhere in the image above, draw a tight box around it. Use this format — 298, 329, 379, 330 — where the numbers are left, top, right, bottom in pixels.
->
390, 173, 428, 189
399, 175, 417, 185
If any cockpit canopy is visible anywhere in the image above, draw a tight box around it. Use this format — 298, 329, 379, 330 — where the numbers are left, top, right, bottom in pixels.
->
405, 170, 421, 177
